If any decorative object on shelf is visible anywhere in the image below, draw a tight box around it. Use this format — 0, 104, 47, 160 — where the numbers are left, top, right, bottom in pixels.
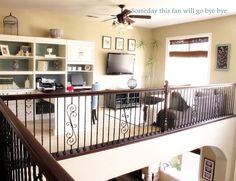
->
0, 77, 19, 89
102, 36, 111, 49
45, 47, 56, 58
67, 85, 75, 92
49, 28, 64, 38
12, 60, 19, 70
20, 46, 31, 56
216, 44, 230, 71
3, 13, 18, 35
127, 76, 137, 89
16, 49, 24, 56
37, 61, 48, 71
202, 158, 215, 181
115, 37, 124, 50
128, 39, 136, 51
24, 78, 30, 89
84, 65, 91, 71
0, 77, 13, 89
47, 47, 53, 55
53, 61, 60, 70
0, 45, 10, 56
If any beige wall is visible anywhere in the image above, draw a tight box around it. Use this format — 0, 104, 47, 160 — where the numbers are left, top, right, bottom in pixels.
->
160, 171, 180, 181
2, 7, 235, 89
0, 6, 153, 89
200, 146, 227, 181
59, 117, 236, 181
152, 15, 236, 87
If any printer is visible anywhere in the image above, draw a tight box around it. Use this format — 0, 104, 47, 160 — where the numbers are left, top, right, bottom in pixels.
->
36, 77, 56, 91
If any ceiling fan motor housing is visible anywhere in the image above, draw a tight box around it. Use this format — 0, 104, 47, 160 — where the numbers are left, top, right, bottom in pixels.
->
117, 14, 125, 23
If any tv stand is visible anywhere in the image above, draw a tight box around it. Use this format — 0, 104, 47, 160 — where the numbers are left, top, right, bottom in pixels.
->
105, 92, 141, 109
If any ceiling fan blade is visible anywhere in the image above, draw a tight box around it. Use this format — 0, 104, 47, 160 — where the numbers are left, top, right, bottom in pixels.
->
122, 9, 132, 16
86, 15, 99, 18
125, 17, 135, 24
129, 15, 151, 19
101, 17, 116, 22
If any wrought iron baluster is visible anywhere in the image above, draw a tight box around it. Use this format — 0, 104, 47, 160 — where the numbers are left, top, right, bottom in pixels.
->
66, 99, 78, 148
96, 95, 100, 147
83, 96, 87, 150
120, 106, 129, 136
56, 98, 59, 156
77, 96, 80, 152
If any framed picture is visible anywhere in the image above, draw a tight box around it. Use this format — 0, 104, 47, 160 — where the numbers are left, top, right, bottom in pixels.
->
128, 39, 136, 51
0, 45, 10, 56
216, 44, 230, 70
102, 36, 112, 49
115, 37, 124, 50
202, 158, 215, 181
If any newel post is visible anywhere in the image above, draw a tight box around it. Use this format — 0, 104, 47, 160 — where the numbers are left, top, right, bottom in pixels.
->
164, 80, 170, 131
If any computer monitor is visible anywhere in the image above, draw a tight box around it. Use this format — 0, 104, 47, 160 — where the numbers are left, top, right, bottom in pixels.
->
71, 74, 84, 86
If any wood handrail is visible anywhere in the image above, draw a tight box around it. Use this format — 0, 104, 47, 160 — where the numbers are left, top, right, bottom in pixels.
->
0, 87, 165, 101
1, 82, 235, 101
169, 82, 236, 89
0, 98, 74, 181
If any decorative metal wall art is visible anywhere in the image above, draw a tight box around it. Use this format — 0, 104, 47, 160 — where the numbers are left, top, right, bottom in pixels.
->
216, 44, 230, 70
3, 13, 18, 35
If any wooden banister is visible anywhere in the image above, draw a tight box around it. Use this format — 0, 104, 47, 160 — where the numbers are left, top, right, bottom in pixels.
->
0, 98, 74, 181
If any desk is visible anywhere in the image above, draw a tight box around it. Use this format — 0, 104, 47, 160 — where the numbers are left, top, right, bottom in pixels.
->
143, 95, 165, 123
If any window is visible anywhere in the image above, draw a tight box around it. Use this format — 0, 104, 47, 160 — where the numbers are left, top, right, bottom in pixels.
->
161, 152, 200, 181
165, 35, 210, 85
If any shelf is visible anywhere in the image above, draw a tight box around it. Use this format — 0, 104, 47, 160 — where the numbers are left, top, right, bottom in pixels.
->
0, 71, 34, 75
106, 92, 141, 109
0, 55, 34, 59
73, 86, 92, 90
36, 56, 66, 60
0, 35, 94, 92
0, 89, 37, 95
36, 71, 66, 75
67, 61, 93, 65
67, 70, 93, 73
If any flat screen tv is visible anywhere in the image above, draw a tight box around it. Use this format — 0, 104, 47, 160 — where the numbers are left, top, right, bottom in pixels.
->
106, 53, 135, 75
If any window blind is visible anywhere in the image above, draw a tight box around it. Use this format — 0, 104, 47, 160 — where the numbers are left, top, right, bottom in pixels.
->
169, 37, 209, 57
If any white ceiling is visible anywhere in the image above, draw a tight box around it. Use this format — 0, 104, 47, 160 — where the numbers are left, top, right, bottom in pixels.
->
2, 0, 236, 28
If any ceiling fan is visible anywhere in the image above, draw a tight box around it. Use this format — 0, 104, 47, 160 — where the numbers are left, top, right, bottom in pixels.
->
102, 4, 151, 25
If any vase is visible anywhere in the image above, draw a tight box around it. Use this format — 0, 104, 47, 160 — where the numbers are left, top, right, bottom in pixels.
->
12, 60, 19, 70
127, 76, 137, 89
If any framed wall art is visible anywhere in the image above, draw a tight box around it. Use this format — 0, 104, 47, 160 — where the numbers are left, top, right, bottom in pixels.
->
102, 36, 112, 49
128, 39, 136, 51
202, 158, 215, 181
0, 45, 10, 56
115, 37, 124, 50
216, 44, 230, 70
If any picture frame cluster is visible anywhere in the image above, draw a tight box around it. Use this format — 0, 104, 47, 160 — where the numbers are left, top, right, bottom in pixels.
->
202, 158, 215, 181
102, 36, 136, 51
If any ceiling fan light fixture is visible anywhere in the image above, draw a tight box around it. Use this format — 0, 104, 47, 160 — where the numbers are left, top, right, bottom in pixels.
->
126, 23, 133, 30
112, 21, 133, 32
